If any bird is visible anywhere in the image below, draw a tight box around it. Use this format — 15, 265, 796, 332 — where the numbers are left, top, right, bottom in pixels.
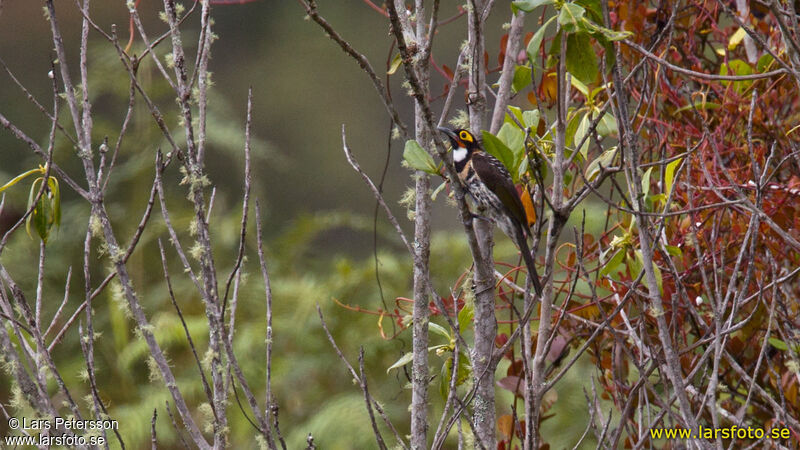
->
438, 126, 542, 296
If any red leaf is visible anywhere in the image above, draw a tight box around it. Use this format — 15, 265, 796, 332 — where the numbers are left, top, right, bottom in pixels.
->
442, 64, 454, 81
498, 33, 509, 66
497, 376, 525, 397
495, 333, 509, 348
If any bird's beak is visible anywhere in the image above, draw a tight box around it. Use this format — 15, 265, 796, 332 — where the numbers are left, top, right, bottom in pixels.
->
437, 126, 459, 148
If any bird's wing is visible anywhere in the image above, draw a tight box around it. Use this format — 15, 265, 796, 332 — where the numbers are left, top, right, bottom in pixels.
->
471, 152, 528, 230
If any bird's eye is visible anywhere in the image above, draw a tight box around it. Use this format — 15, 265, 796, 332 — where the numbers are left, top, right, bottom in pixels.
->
459, 131, 472, 142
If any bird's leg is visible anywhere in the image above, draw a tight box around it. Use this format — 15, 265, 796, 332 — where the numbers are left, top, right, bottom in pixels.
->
460, 212, 493, 227
470, 213, 493, 225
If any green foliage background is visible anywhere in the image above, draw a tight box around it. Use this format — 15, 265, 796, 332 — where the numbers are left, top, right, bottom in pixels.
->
0, 2, 603, 448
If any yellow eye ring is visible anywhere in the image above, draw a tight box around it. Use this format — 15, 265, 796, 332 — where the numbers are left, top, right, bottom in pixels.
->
459, 131, 472, 141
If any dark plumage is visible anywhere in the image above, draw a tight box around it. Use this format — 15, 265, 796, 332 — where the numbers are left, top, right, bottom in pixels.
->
438, 126, 542, 296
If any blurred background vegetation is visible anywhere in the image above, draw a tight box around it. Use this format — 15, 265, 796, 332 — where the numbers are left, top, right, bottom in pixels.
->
0, 2, 603, 448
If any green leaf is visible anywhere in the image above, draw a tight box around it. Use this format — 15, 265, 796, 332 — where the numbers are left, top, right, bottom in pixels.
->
526, 16, 556, 63
34, 193, 50, 243
512, 65, 532, 93
566, 32, 598, 85
518, 155, 530, 180
720, 59, 753, 94
439, 352, 471, 400
498, 123, 526, 176
576, 17, 600, 35
439, 360, 450, 400
597, 112, 617, 136
387, 53, 403, 75
650, 193, 666, 206
589, 82, 611, 102
585, 145, 618, 181
497, 122, 525, 153
601, 35, 616, 71
48, 177, 60, 229
26, 177, 56, 243
768, 338, 788, 351
558, 3, 586, 33
512, 0, 553, 13
641, 167, 653, 197
403, 140, 439, 174
25, 177, 39, 240
505, 106, 525, 126
431, 180, 447, 201
671, 101, 721, 115
563, 167, 574, 186
592, 23, 633, 41
481, 131, 517, 180
387, 352, 414, 373
28, 176, 57, 245
0, 167, 44, 194
570, 76, 590, 97
522, 110, 540, 129
565, 109, 581, 147
429, 322, 451, 341
626, 250, 642, 280
548, 29, 562, 58
665, 245, 682, 257
458, 304, 473, 334
599, 248, 625, 276
574, 113, 591, 158
757, 53, 774, 73
722, 59, 753, 77
664, 157, 683, 198
574, 0, 603, 22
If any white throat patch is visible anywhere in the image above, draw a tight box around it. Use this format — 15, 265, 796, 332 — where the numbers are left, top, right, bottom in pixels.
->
453, 147, 468, 162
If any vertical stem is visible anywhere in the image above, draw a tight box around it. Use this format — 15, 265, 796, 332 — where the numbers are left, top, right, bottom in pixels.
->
256, 202, 278, 449
410, 3, 432, 447
35, 241, 45, 331
489, 10, 525, 134
530, 30, 568, 450
411, 170, 431, 449
466, 1, 497, 447
521, 284, 534, 450
470, 218, 496, 447
467, 0, 487, 131
162, 1, 227, 445
488, 9, 529, 445
196, 0, 212, 164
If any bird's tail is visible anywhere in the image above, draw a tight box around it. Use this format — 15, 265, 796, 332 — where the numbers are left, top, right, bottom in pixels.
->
516, 225, 543, 297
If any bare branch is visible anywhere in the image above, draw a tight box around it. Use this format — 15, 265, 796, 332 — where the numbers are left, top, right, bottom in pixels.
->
316, 305, 408, 449
298, 0, 410, 139
359, 348, 387, 450
489, 9, 525, 134
254, 201, 278, 450
623, 39, 789, 81
341, 125, 414, 256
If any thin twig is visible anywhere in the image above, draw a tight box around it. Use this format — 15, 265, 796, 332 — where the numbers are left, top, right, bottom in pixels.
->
341, 125, 413, 256
359, 348, 387, 450
255, 201, 278, 450
623, 39, 788, 81
158, 239, 216, 415
298, 0, 410, 139
316, 305, 408, 449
